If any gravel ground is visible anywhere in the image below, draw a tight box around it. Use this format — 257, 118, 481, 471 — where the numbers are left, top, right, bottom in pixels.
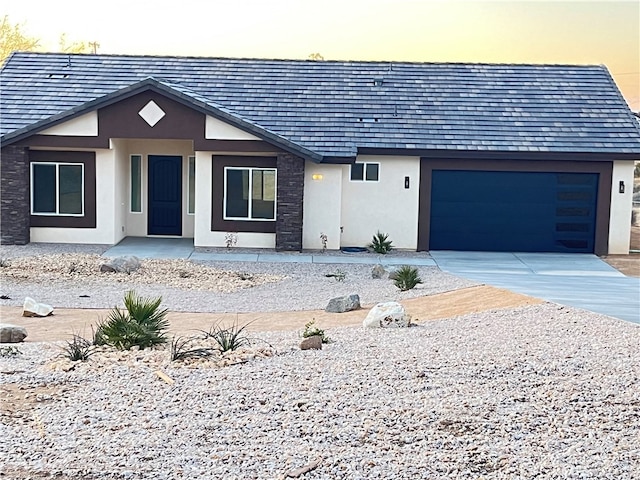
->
1, 303, 639, 479
2, 243, 639, 479
0, 244, 477, 312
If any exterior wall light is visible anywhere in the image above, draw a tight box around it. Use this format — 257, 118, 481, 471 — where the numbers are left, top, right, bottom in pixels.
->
312, 174, 323, 180
619, 181, 625, 194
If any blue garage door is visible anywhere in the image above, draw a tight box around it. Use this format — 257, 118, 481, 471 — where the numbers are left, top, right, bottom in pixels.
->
429, 170, 598, 253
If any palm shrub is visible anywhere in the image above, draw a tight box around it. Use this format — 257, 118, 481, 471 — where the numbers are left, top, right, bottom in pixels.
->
95, 290, 169, 350
368, 231, 393, 254
393, 265, 422, 291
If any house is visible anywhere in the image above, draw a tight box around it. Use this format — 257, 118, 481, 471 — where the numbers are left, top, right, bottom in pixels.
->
2, 53, 640, 254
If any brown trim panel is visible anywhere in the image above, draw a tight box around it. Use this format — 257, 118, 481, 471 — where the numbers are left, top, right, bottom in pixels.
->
29, 150, 97, 228
417, 158, 612, 255
211, 155, 277, 233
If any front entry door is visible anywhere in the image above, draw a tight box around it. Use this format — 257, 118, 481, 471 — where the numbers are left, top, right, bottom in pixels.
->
148, 155, 182, 236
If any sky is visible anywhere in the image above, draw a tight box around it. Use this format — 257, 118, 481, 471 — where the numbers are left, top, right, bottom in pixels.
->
2, 0, 639, 110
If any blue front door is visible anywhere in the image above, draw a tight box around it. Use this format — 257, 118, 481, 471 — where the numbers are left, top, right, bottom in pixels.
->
148, 155, 182, 236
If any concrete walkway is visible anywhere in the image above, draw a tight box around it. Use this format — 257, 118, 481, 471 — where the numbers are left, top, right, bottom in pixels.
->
103, 238, 639, 324
430, 251, 640, 324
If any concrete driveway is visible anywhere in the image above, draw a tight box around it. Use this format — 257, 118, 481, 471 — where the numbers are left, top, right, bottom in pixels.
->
430, 251, 640, 324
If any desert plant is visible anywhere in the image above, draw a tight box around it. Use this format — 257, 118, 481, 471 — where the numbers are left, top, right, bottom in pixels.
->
62, 334, 94, 361
368, 231, 393, 254
202, 320, 253, 353
0, 345, 21, 357
95, 290, 169, 350
225, 232, 238, 249
302, 320, 331, 344
324, 269, 346, 282
393, 265, 422, 291
319, 232, 328, 253
169, 335, 214, 362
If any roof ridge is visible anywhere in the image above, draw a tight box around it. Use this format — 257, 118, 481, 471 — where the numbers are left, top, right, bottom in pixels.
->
6, 51, 608, 69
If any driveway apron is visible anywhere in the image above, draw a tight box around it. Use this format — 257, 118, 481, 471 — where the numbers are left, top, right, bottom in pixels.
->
430, 251, 640, 324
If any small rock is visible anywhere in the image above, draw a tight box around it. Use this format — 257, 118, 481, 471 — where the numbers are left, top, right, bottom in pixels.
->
325, 294, 360, 313
300, 335, 323, 350
100, 256, 141, 274
0, 323, 28, 343
22, 297, 54, 317
363, 301, 411, 328
371, 264, 387, 279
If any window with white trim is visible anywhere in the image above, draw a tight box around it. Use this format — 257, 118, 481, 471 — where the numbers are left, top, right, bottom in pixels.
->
130, 155, 142, 213
187, 156, 196, 215
31, 162, 84, 216
224, 167, 276, 220
350, 162, 379, 182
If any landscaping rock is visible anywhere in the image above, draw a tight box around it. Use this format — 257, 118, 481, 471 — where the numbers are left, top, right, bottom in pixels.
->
371, 264, 387, 279
363, 301, 411, 328
22, 297, 54, 317
100, 256, 141, 274
300, 335, 323, 350
388, 269, 400, 281
0, 323, 28, 343
325, 294, 361, 313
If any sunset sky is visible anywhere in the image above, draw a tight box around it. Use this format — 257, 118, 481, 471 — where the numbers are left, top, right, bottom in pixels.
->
2, 0, 639, 110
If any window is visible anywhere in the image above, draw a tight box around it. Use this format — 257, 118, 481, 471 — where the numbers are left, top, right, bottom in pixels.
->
31, 163, 84, 215
130, 155, 142, 213
350, 162, 379, 182
187, 156, 196, 215
224, 167, 276, 220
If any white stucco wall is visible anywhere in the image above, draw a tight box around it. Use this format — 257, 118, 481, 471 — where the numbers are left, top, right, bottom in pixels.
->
30, 149, 119, 244
608, 160, 635, 254
340, 155, 420, 250
192, 151, 276, 248
302, 162, 342, 250
39, 112, 98, 136
205, 116, 261, 140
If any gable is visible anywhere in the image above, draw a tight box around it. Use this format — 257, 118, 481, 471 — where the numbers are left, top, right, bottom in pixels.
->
205, 116, 260, 140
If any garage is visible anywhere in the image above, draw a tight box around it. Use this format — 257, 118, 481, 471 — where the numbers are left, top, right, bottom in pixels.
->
428, 170, 599, 253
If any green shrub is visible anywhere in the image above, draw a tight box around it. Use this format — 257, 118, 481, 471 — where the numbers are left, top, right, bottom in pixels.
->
169, 335, 214, 362
202, 320, 253, 353
393, 265, 422, 291
368, 231, 393, 254
95, 290, 169, 350
302, 320, 331, 343
62, 334, 94, 361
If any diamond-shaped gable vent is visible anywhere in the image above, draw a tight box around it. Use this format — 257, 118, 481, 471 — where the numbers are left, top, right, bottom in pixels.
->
138, 100, 166, 127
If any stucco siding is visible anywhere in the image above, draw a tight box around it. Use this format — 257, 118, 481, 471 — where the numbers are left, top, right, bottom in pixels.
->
205, 116, 261, 140
608, 160, 634, 253
302, 162, 342, 250
340, 156, 420, 250
39, 111, 98, 136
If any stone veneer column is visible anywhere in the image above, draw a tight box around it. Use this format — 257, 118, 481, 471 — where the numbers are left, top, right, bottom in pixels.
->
0, 146, 30, 245
276, 153, 305, 251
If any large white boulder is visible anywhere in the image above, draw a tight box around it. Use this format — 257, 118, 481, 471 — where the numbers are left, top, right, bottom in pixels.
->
22, 297, 54, 317
363, 301, 411, 329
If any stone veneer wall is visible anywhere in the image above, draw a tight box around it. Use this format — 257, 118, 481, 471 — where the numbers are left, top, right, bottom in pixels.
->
0, 146, 30, 244
275, 153, 305, 251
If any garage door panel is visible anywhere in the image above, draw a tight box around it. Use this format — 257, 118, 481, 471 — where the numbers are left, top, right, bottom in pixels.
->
429, 170, 598, 253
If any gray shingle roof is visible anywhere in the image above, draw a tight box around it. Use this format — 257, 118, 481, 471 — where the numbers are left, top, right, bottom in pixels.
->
2, 52, 640, 158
